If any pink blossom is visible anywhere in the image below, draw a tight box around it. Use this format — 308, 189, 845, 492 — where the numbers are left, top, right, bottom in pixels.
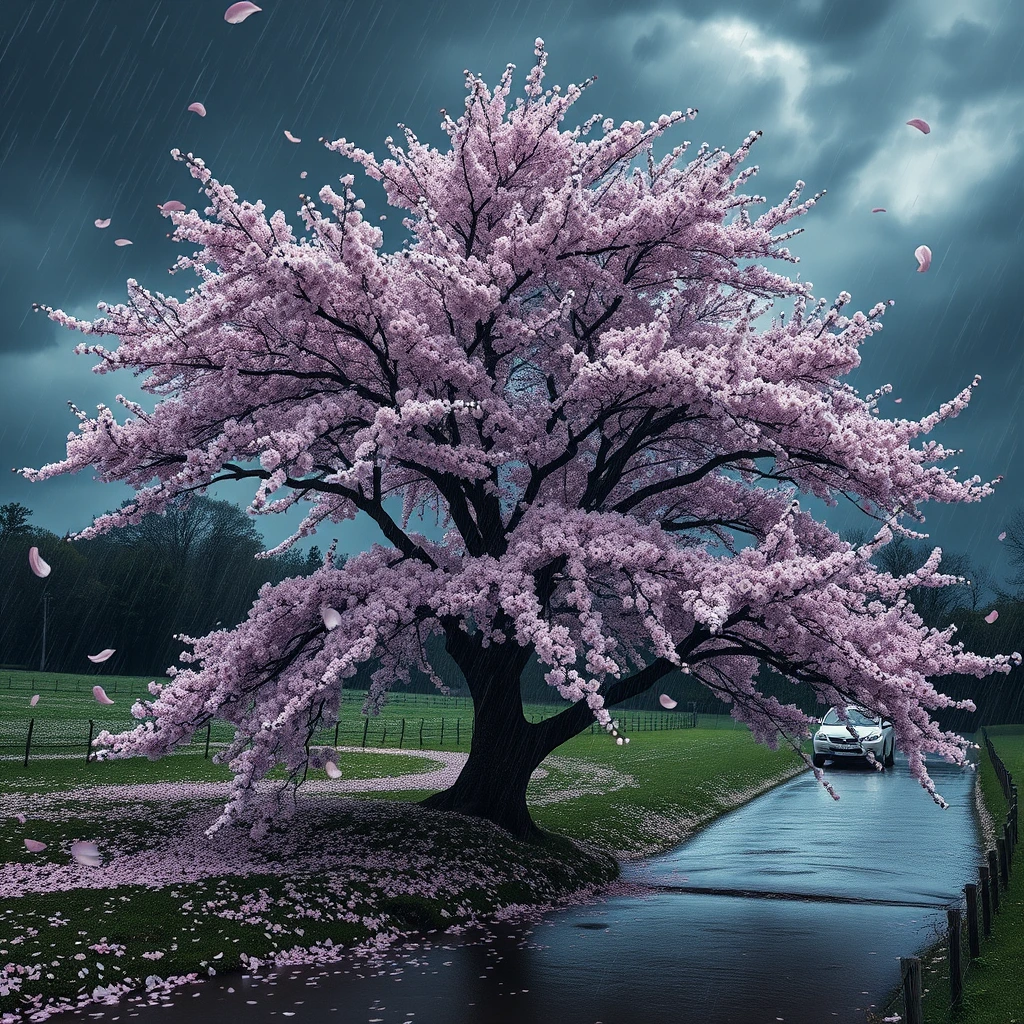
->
22, 42, 1014, 834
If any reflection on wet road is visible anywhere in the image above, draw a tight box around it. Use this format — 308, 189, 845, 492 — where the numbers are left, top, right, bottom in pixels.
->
48, 756, 982, 1024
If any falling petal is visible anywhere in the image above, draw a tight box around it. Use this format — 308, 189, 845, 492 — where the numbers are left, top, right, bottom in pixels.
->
188, 102, 207, 117
16, 813, 26, 824
914, 245, 932, 273
871, 207, 886, 213
114, 238, 133, 247
894, 398, 902, 404
321, 606, 342, 630
88, 650, 116, 664
906, 118, 931, 134
24, 839, 47, 853
92, 684, 115, 704
659, 693, 678, 709
284, 130, 301, 143
300, 171, 307, 178
224, 2, 261, 23
985, 610, 999, 624
28, 546, 51, 578
30, 694, 39, 707
158, 201, 186, 213
325, 761, 342, 779
999, 531, 1006, 541
94, 218, 111, 229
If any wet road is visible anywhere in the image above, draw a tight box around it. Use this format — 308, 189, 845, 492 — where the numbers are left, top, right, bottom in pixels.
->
49, 755, 982, 1024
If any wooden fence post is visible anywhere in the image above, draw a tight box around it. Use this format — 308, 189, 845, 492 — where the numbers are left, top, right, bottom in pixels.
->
900, 957, 923, 1024
948, 908, 963, 1008
361, 718, 369, 749
419, 718, 424, 748
456, 718, 460, 746
334, 720, 340, 748
85, 719, 94, 764
23, 718, 34, 767
979, 865, 992, 936
965, 884, 980, 959
440, 717, 445, 746
399, 718, 405, 749
204, 721, 211, 759
988, 850, 1001, 912
1005, 822, 1014, 867
997, 837, 1009, 889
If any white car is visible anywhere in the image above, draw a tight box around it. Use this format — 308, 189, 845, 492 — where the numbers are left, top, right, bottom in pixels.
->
812, 706, 895, 769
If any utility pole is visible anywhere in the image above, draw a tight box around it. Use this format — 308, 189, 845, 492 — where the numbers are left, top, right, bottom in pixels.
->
40, 592, 52, 672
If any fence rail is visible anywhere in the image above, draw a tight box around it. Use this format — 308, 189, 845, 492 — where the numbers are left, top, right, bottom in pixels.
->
885, 728, 1018, 1023
2, 706, 700, 765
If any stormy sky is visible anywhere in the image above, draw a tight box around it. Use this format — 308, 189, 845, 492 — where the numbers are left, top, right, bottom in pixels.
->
1, 0, 1022, 592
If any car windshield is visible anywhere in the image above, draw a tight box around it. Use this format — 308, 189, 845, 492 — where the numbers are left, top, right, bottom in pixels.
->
822, 708, 878, 727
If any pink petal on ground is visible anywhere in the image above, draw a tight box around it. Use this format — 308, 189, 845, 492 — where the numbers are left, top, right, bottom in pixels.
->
24, 839, 47, 853
88, 650, 116, 664
659, 693, 678, 709
94, 218, 111, 229
224, 2, 262, 23
114, 238, 133, 247
906, 118, 931, 134
871, 207, 886, 213
325, 761, 342, 779
158, 201, 186, 213
985, 610, 999, 624
16, 813, 26, 824
70, 840, 101, 867
188, 102, 207, 117
284, 130, 301, 143
914, 245, 932, 272
92, 685, 115, 705
28, 546, 51, 578
321, 606, 342, 630
30, 694, 39, 707
999, 531, 1006, 541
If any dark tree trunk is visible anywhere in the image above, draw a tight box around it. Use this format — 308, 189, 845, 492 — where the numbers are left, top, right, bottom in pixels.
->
418, 620, 707, 840
419, 628, 550, 840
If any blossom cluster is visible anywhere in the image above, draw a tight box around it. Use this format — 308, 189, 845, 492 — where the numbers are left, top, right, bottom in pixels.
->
22, 41, 1016, 831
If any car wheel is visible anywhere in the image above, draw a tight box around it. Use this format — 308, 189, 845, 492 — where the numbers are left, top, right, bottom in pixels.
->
812, 753, 826, 768
885, 740, 895, 768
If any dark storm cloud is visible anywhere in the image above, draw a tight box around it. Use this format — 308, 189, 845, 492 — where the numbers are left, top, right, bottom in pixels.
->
0, 0, 1021, 586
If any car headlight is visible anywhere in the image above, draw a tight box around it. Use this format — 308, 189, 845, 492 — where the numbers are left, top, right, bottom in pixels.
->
863, 732, 881, 742
815, 733, 830, 743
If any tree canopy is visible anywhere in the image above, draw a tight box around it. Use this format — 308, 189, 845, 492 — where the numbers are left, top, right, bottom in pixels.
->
23, 41, 1018, 839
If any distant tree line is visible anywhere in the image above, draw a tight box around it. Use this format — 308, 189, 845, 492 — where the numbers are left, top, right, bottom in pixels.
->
3, 499, 1022, 726
0, 497, 334, 678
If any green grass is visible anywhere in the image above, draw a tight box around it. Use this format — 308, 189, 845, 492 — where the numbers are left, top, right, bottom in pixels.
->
877, 729, 1022, 1024
0, 750, 444, 796
0, 670, 692, 759
0, 670, 803, 1020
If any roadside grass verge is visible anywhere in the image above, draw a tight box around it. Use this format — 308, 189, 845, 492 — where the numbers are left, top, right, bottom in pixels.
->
874, 729, 1022, 1024
0, 682, 804, 1021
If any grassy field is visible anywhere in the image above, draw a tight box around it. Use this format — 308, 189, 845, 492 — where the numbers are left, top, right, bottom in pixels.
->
0, 671, 802, 1020
0, 670, 699, 760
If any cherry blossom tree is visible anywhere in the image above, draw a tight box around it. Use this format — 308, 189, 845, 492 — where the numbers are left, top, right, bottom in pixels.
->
22, 41, 1018, 840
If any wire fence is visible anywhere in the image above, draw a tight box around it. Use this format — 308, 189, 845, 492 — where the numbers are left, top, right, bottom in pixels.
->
875, 728, 1018, 1024
1, 704, 701, 766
